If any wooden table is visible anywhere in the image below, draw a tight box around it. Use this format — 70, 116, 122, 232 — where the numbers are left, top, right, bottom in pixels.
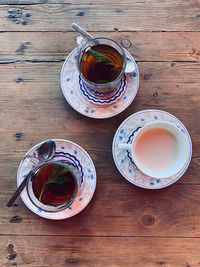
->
1, 1, 200, 266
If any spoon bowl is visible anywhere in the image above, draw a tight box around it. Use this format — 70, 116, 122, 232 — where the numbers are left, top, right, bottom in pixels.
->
38, 140, 56, 161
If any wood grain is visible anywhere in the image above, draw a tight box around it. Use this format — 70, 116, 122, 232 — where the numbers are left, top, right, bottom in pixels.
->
1, 1, 200, 31
1, 0, 200, 265
1, 31, 200, 62
1, 236, 200, 267
1, 183, 200, 236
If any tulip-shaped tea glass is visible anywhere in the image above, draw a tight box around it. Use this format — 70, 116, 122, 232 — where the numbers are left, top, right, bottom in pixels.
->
23, 155, 83, 212
76, 36, 134, 97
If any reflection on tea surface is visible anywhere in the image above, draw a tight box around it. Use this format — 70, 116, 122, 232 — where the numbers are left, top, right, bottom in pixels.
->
80, 44, 123, 84
32, 163, 77, 206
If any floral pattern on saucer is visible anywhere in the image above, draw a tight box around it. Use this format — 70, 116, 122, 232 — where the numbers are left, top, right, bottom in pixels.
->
60, 48, 139, 119
79, 74, 126, 105
17, 139, 96, 220
112, 110, 192, 189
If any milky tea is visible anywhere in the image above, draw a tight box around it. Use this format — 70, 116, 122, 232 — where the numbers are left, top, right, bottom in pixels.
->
134, 127, 179, 172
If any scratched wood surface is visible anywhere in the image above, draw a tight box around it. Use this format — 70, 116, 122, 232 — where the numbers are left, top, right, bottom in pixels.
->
2, 236, 200, 267
1, 0, 200, 266
1, 0, 200, 31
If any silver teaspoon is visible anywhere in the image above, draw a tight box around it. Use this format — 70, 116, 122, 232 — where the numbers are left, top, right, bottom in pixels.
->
7, 140, 56, 207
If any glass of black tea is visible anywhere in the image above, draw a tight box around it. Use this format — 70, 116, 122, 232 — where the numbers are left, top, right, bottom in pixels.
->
26, 161, 82, 212
77, 37, 127, 96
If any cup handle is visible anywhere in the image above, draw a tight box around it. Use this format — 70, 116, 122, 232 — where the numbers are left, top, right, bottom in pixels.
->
75, 35, 88, 49
124, 57, 135, 74
118, 143, 132, 150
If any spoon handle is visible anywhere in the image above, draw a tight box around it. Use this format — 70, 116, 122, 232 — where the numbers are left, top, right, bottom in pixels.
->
72, 23, 93, 40
7, 170, 34, 207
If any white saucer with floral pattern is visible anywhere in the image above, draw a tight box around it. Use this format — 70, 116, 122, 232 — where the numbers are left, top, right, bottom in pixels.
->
112, 110, 192, 189
60, 48, 139, 119
17, 139, 96, 220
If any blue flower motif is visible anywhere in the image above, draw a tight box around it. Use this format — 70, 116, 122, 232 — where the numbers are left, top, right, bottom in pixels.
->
150, 182, 155, 186
133, 72, 137, 77
37, 208, 42, 213
114, 105, 118, 108
74, 150, 77, 155
68, 206, 72, 210
119, 136, 123, 141
33, 152, 36, 156
91, 110, 95, 113
79, 197, 83, 201
36, 148, 39, 151
129, 169, 132, 173
120, 129, 124, 134
91, 174, 94, 180
181, 129, 185, 134
141, 118, 145, 121
70, 90, 73, 94
61, 146, 65, 149
121, 159, 124, 163
84, 109, 89, 113
156, 179, 160, 183
73, 55, 77, 60
88, 169, 91, 173
66, 78, 70, 82
123, 96, 127, 100
23, 174, 27, 178
154, 116, 158, 120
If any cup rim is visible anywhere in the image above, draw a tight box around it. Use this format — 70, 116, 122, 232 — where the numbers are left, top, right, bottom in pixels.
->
26, 160, 80, 212
76, 36, 127, 87
130, 121, 190, 179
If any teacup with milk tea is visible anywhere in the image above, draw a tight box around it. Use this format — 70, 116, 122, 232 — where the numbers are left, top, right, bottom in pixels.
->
118, 121, 190, 179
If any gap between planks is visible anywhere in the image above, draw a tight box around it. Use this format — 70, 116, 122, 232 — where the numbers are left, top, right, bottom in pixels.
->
1, 234, 200, 238
1, 60, 200, 64
2, 30, 200, 33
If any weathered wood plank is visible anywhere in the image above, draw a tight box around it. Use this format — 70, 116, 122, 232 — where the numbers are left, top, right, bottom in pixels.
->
1, 1, 200, 31
1, 31, 200, 62
2, 182, 200, 236
1, 236, 200, 267
0, 61, 200, 83
0, 0, 46, 4
4, 0, 156, 3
